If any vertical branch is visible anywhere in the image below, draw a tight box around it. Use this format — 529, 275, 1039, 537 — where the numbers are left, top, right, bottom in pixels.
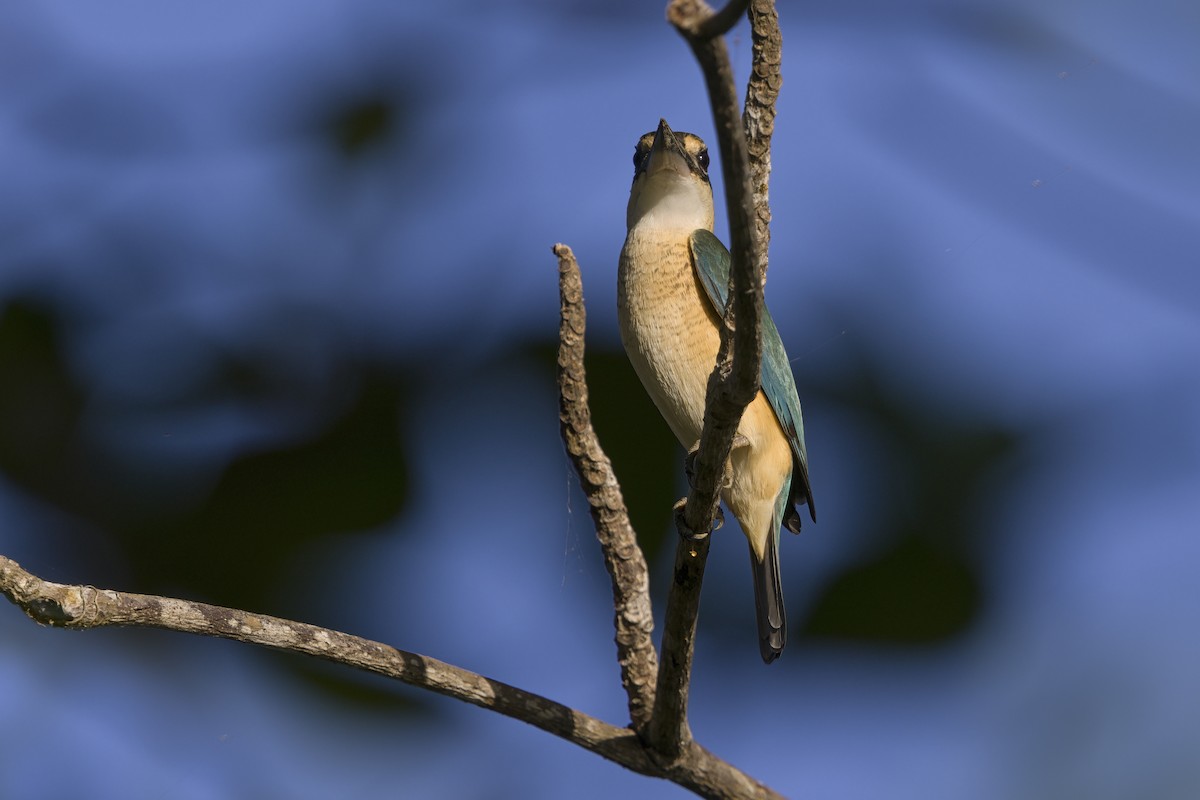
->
647, 532, 710, 757
554, 244, 659, 731
743, 0, 783, 262
673, 0, 761, 547
648, 0, 771, 763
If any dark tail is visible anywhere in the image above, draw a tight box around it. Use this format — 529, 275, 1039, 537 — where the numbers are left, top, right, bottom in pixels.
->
750, 534, 786, 664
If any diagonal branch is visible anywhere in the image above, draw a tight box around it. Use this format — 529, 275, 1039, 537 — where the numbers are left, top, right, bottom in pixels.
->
0, 554, 652, 772
554, 243, 659, 731
1, 552, 782, 799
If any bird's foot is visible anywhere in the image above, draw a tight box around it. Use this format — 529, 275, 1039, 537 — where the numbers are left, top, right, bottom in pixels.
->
672, 498, 724, 542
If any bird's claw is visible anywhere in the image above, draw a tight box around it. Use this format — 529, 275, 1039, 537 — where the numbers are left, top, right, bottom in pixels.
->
672, 498, 723, 542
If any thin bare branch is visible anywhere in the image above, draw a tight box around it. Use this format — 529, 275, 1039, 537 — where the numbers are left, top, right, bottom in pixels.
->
675, 0, 749, 39
667, 740, 786, 800
2, 552, 782, 799
743, 0, 783, 258
666, 0, 764, 541
554, 243, 658, 731
647, 531, 709, 759
552, 247, 783, 798
647, 0, 769, 760
0, 555, 651, 772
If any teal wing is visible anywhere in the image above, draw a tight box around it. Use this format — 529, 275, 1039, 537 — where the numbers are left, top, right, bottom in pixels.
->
689, 229, 816, 528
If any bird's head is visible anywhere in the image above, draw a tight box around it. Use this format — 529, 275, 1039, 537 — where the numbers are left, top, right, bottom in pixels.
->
626, 119, 715, 233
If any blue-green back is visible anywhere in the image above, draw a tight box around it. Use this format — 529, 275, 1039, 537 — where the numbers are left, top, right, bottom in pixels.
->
689, 229, 816, 528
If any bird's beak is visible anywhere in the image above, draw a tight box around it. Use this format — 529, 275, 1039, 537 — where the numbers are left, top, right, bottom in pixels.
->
640, 118, 693, 180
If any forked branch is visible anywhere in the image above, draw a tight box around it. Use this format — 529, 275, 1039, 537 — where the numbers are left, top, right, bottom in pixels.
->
1, 1, 789, 797
0, 553, 782, 799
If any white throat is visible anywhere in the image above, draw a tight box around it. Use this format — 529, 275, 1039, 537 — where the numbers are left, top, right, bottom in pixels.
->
626, 170, 714, 233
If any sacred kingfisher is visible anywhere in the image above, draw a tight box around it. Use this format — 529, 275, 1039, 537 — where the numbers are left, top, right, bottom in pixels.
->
617, 119, 815, 663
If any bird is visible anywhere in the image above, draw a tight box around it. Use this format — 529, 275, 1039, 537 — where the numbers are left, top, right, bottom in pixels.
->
617, 118, 815, 663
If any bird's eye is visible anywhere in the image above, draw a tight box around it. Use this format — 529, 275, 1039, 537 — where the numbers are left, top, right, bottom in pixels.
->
697, 148, 710, 171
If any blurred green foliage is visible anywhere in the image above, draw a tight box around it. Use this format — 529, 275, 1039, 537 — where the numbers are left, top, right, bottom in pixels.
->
800, 340, 1020, 645
0, 298, 411, 613
328, 98, 396, 158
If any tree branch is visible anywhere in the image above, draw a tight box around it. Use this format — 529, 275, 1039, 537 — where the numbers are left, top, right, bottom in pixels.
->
554, 243, 659, 731
682, 0, 749, 39
647, 0, 772, 761
647, 531, 710, 758
550, 245, 785, 799
0, 555, 650, 770
743, 0, 783, 258
667, 0, 763, 549
1, 552, 782, 798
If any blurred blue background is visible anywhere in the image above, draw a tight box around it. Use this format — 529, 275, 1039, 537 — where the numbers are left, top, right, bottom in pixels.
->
2, 0, 1198, 798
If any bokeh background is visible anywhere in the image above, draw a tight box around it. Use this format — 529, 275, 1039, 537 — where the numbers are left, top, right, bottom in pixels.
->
2, 0, 1198, 798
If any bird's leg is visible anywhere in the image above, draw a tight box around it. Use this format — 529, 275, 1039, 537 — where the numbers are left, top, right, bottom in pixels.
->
676, 433, 750, 541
